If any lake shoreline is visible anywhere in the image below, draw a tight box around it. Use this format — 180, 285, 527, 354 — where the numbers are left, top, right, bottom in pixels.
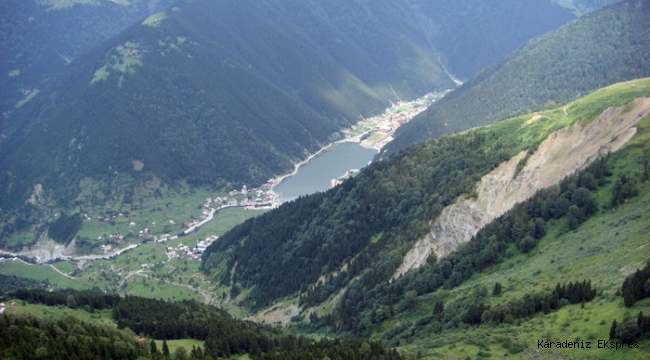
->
268, 135, 376, 203
267, 90, 445, 203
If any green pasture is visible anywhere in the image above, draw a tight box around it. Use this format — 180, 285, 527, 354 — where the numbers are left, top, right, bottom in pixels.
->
159, 339, 206, 356
0, 260, 81, 289
8, 301, 116, 327
388, 180, 650, 359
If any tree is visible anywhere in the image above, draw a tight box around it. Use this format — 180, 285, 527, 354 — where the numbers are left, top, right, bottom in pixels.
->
463, 301, 487, 325
616, 319, 640, 343
66, 294, 77, 309
518, 235, 536, 253
571, 187, 597, 216
566, 205, 583, 230
493, 282, 503, 297
162, 339, 170, 358
610, 319, 617, 339
150, 339, 160, 359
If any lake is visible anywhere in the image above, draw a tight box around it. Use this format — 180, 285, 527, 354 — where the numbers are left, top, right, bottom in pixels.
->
273, 141, 377, 202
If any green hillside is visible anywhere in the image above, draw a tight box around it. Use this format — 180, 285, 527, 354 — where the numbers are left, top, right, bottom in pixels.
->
0, 291, 402, 359
375, 191, 650, 359
198, 78, 650, 359
2, 83, 649, 360
0, 0, 178, 118
386, 0, 650, 157
0, 0, 583, 244
201, 78, 650, 311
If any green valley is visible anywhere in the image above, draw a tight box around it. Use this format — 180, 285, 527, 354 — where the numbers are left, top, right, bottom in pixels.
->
199, 79, 650, 357
3, 1, 650, 359
0, 0, 586, 246
4, 78, 649, 359
386, 0, 650, 156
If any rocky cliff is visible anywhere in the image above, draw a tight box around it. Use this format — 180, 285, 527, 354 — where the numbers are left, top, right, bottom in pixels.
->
393, 97, 650, 279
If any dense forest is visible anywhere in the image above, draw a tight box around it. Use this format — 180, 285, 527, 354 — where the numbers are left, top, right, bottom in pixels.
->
0, 274, 48, 295
323, 154, 638, 337
0, 0, 587, 242
3, 289, 402, 360
202, 79, 650, 312
386, 0, 650, 156
0, 0, 177, 118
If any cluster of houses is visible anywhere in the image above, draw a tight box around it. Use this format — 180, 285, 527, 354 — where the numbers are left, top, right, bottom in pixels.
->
341, 91, 448, 137
81, 184, 277, 256
166, 235, 218, 261
123, 48, 140, 59
85, 212, 127, 223
203, 181, 273, 208
98, 233, 125, 243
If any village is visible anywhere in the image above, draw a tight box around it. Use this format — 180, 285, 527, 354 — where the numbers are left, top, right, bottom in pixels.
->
88, 181, 280, 262
341, 90, 451, 148
1, 90, 449, 266
94, 91, 449, 260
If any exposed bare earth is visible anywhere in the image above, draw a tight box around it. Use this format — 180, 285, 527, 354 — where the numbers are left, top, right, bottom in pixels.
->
392, 97, 650, 279
19, 237, 68, 263
247, 303, 301, 324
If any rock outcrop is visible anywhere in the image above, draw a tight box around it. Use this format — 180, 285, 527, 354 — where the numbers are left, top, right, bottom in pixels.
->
393, 97, 650, 279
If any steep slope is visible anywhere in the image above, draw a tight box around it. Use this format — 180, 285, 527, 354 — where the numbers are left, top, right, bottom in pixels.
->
0, 0, 177, 118
0, 0, 580, 238
200, 79, 650, 312
376, 170, 650, 359
393, 96, 650, 278
385, 0, 650, 157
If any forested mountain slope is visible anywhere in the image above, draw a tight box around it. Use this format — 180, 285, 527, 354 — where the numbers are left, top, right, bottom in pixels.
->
1, 290, 403, 359
0, 0, 177, 119
201, 79, 650, 315
385, 0, 650, 156
0, 0, 578, 240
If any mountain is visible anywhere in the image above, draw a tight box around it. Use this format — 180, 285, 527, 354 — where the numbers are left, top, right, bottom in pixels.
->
198, 0, 650, 312
384, 0, 650, 157
0, 0, 178, 118
200, 77, 650, 310
1, 290, 403, 359
0, 0, 579, 240
199, 78, 650, 357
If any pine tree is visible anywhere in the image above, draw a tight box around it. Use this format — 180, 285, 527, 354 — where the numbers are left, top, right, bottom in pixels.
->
492, 282, 502, 296
162, 339, 170, 359
609, 319, 617, 339
150, 340, 160, 359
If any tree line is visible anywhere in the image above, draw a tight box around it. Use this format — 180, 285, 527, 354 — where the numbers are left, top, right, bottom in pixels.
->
608, 261, 650, 344
4, 289, 402, 360
319, 154, 623, 336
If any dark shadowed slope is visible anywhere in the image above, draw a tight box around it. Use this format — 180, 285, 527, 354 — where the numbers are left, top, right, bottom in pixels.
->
0, 0, 579, 218
385, 0, 650, 157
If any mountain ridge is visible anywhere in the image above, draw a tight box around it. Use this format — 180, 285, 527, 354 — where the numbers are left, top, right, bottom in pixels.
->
393, 95, 650, 279
200, 77, 650, 313
385, 0, 650, 156
0, 0, 584, 242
